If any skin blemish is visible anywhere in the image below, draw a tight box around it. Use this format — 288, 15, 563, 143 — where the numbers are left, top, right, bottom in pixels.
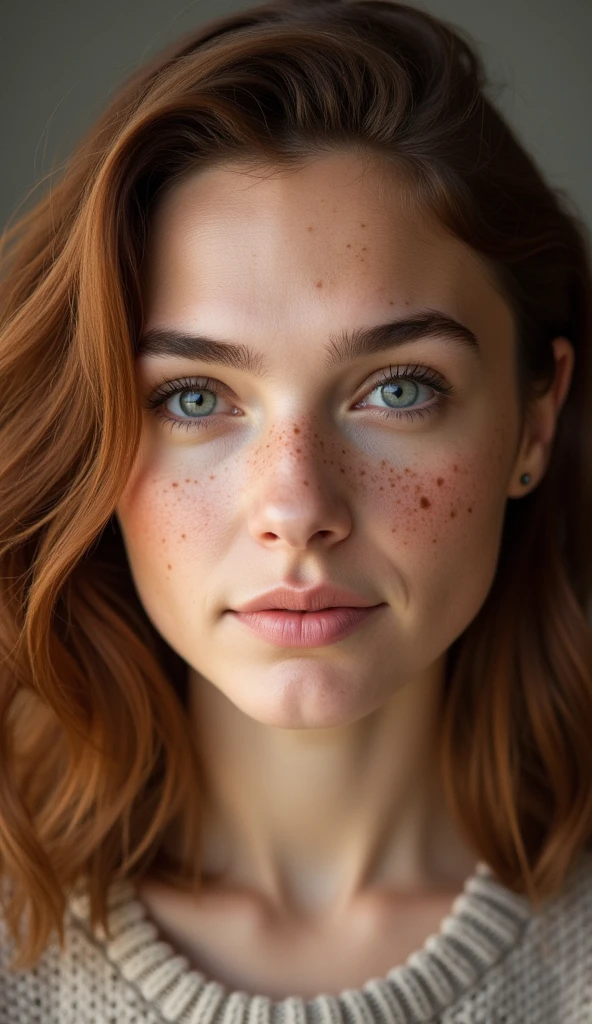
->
450, 509, 457, 518
294, 428, 301, 434
420, 496, 431, 509
437, 478, 444, 486
467, 506, 473, 513
307, 225, 314, 232
209, 475, 216, 480
172, 482, 178, 488
316, 280, 323, 288
360, 222, 366, 227
181, 533, 186, 539
167, 564, 172, 570
346, 243, 352, 248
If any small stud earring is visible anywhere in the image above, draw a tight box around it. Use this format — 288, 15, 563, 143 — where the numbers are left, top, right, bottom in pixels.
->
520, 472, 531, 486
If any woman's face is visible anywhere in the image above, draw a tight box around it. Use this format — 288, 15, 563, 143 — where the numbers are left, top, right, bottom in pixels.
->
116, 150, 524, 728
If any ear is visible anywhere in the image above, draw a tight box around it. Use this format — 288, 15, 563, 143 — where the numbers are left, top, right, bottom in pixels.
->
507, 337, 575, 498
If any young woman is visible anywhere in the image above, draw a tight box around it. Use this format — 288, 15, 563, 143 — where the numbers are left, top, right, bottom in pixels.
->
1, 1, 591, 1021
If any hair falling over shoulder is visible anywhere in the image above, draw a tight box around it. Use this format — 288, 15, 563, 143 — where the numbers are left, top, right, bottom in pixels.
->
1, 0, 591, 971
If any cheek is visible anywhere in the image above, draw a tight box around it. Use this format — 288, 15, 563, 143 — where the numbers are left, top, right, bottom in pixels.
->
116, 460, 233, 584
367, 433, 510, 563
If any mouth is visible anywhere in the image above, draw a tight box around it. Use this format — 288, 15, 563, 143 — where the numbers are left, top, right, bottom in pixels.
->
228, 604, 386, 647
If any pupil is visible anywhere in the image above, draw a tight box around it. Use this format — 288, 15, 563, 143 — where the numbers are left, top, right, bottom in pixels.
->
384, 380, 418, 407
180, 390, 213, 416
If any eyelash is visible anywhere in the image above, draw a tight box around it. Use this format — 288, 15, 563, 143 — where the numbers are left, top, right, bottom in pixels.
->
143, 364, 455, 434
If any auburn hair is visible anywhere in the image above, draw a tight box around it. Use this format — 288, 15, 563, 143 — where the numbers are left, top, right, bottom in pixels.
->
1, 0, 591, 971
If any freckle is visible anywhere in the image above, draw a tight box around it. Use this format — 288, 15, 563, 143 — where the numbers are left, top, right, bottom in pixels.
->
437, 477, 444, 486
467, 506, 473, 513
193, 479, 198, 483
340, 467, 345, 473
404, 468, 410, 474
209, 474, 215, 480
360, 470, 366, 476
431, 537, 437, 543
389, 301, 394, 305
167, 564, 172, 570
450, 509, 457, 518
307, 225, 314, 232
341, 449, 346, 454
181, 533, 186, 539
161, 538, 165, 544
379, 486, 384, 491
453, 464, 458, 472
360, 222, 366, 227
172, 482, 178, 488
316, 280, 323, 288
303, 480, 309, 486
346, 243, 351, 248
420, 496, 431, 508
294, 427, 300, 434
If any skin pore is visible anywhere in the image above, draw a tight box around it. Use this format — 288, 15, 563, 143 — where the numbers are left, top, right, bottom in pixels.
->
115, 150, 574, 999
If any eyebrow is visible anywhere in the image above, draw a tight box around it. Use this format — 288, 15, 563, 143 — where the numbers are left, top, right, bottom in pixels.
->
136, 309, 481, 375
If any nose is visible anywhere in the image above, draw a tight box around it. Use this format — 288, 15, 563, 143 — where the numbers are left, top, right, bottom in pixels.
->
245, 426, 353, 551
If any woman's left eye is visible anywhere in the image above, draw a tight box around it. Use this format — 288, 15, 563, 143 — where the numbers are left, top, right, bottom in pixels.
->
143, 365, 455, 433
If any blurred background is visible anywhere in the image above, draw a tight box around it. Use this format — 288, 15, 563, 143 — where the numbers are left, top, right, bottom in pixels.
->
1, 0, 590, 234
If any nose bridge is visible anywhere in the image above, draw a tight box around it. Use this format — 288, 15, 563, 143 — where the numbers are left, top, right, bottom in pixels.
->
245, 417, 352, 548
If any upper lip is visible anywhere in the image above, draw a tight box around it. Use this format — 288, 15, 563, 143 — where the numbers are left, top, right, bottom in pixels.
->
233, 585, 381, 613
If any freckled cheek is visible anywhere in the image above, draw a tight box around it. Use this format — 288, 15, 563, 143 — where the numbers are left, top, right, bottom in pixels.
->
366, 453, 505, 550
116, 469, 230, 577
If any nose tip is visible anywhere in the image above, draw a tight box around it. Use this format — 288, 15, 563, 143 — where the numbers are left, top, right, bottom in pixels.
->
247, 453, 352, 550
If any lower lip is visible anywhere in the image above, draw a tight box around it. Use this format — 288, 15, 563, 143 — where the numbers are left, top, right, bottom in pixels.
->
229, 605, 384, 647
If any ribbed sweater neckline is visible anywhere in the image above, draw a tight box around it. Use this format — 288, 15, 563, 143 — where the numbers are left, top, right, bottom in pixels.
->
67, 862, 533, 1024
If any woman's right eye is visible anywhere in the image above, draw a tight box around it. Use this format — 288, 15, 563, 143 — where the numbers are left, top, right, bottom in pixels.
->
144, 377, 241, 433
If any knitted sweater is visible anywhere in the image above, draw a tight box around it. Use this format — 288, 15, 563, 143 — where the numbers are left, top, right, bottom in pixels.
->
1, 852, 592, 1024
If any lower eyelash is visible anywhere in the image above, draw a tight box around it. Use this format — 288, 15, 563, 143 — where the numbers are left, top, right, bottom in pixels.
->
146, 369, 453, 432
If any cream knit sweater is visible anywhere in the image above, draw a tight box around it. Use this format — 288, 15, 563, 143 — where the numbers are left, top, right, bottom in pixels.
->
1, 851, 592, 1023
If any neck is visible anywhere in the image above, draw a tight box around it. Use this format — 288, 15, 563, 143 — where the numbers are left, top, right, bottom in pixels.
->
163, 659, 478, 921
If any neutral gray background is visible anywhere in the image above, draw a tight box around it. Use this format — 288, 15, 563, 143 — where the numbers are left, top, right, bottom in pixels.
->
1, 0, 591, 235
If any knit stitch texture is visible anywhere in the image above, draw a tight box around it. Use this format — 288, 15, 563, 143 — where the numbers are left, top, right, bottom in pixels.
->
1, 852, 592, 1023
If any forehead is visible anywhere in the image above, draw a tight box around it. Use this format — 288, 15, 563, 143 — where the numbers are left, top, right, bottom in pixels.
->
141, 151, 513, 354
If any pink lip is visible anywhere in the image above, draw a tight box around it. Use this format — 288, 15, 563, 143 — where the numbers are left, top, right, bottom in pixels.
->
228, 605, 385, 647
234, 583, 379, 614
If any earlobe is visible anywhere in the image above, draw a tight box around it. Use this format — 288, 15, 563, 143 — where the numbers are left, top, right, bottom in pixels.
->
507, 337, 575, 499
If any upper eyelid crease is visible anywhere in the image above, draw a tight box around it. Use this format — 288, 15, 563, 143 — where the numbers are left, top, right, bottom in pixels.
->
135, 308, 481, 376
